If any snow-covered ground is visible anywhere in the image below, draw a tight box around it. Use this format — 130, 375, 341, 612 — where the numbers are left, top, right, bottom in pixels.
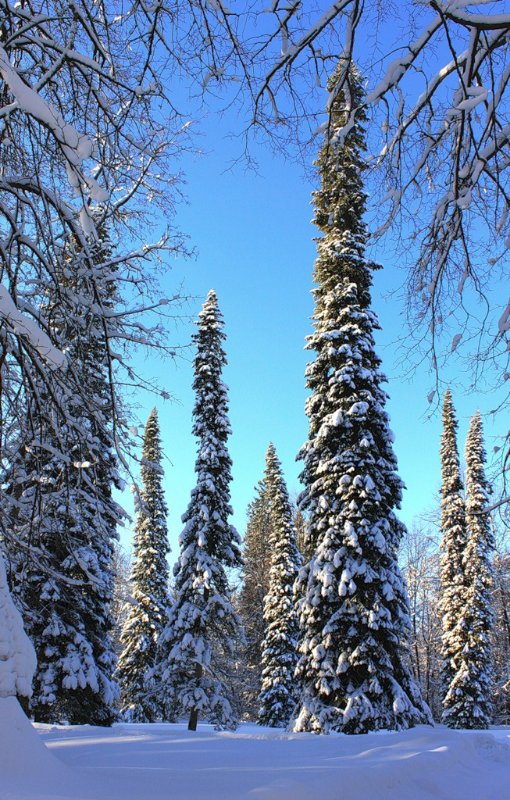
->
2, 697, 510, 800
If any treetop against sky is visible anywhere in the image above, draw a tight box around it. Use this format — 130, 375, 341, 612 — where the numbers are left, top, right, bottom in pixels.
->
120, 118, 508, 558
109, 1, 508, 554
0, 0, 508, 553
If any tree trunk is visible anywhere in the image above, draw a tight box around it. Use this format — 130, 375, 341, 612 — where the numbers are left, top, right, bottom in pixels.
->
188, 706, 199, 731
188, 590, 207, 732
188, 660, 204, 731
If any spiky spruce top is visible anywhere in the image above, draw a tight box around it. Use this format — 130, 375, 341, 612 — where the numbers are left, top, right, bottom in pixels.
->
118, 407, 170, 722
439, 389, 468, 726
292, 67, 430, 734
155, 290, 242, 729
443, 412, 494, 729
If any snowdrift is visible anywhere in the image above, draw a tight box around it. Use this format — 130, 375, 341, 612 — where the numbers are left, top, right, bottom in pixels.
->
2, 715, 509, 800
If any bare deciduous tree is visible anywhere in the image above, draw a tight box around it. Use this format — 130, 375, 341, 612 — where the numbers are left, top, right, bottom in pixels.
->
401, 524, 442, 720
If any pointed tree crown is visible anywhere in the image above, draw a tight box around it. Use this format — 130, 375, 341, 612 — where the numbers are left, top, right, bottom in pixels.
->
153, 290, 242, 731
118, 406, 170, 722
292, 64, 430, 735
258, 442, 301, 727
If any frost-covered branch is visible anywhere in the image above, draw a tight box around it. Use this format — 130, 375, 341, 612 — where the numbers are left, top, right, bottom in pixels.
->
0, 0, 198, 480
230, 0, 510, 466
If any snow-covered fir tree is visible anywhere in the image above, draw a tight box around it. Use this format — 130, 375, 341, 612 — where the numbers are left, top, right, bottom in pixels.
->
237, 477, 273, 716
443, 412, 494, 728
154, 290, 242, 731
462, 412, 494, 727
257, 443, 301, 727
291, 65, 431, 735
4, 230, 122, 725
0, 552, 36, 702
117, 408, 170, 722
492, 552, 510, 723
439, 389, 469, 727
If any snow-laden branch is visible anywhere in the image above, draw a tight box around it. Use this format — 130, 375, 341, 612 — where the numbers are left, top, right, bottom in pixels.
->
430, 1, 510, 30
181, 2, 504, 478
0, 285, 66, 369
0, 42, 108, 237
475, 495, 510, 514
0, 44, 92, 166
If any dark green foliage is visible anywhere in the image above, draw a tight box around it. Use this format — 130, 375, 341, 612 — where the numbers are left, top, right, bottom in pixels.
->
154, 291, 242, 730
443, 411, 494, 728
257, 443, 301, 727
238, 478, 273, 717
439, 389, 469, 727
291, 65, 430, 734
4, 230, 121, 725
117, 408, 170, 722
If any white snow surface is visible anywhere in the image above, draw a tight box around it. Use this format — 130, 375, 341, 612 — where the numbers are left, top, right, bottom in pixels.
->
0, 556, 36, 698
2, 711, 510, 800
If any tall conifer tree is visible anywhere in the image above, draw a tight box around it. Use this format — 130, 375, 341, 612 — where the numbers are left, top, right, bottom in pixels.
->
117, 408, 170, 721
4, 230, 121, 725
258, 443, 301, 727
439, 389, 469, 726
443, 412, 494, 728
154, 290, 242, 730
292, 66, 430, 734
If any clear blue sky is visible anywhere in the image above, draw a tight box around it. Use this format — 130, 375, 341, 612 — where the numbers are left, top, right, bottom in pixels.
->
117, 100, 508, 559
